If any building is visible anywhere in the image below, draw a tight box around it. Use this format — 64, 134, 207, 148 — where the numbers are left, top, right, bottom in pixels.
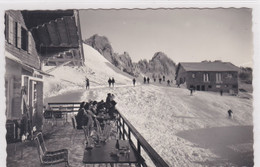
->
175, 61, 240, 94
5, 10, 84, 142
5, 10, 44, 141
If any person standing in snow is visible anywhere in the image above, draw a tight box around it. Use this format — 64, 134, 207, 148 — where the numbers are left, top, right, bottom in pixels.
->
167, 80, 170, 86
220, 89, 223, 96
154, 78, 156, 82
144, 77, 146, 84
133, 78, 136, 86
147, 77, 150, 84
190, 87, 193, 96
159, 78, 162, 84
228, 109, 233, 118
163, 75, 165, 82
86, 78, 90, 90
108, 78, 112, 87
111, 77, 115, 87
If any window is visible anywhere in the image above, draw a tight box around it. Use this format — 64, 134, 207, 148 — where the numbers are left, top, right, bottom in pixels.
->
203, 73, 209, 82
21, 27, 28, 51
227, 73, 232, 79
192, 73, 195, 78
216, 73, 222, 83
208, 85, 212, 88
232, 85, 237, 88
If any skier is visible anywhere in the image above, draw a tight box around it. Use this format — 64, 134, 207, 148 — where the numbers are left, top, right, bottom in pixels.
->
167, 80, 170, 86
159, 78, 162, 84
228, 109, 233, 119
147, 77, 150, 84
144, 77, 146, 84
111, 77, 115, 87
220, 89, 223, 96
190, 87, 193, 96
163, 75, 165, 82
86, 77, 90, 89
108, 78, 112, 87
133, 78, 136, 86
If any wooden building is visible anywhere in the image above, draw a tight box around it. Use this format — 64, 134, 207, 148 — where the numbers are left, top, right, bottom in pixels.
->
5, 10, 44, 141
175, 61, 240, 94
5, 10, 84, 142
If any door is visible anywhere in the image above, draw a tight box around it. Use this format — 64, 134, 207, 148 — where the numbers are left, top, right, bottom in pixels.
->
201, 85, 205, 91
196, 85, 200, 91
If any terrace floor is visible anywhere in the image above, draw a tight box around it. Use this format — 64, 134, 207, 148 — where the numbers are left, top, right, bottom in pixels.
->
6, 115, 136, 167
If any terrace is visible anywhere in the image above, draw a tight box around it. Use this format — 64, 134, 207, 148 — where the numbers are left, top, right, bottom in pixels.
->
6, 102, 169, 167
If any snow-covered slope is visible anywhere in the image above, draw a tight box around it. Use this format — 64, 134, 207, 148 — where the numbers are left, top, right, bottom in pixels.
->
43, 44, 134, 98
43, 44, 253, 167
83, 44, 133, 86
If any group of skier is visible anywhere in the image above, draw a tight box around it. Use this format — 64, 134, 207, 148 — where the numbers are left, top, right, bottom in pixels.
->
108, 78, 115, 87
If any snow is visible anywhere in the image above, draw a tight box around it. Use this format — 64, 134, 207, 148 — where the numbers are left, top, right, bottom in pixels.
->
43, 44, 253, 167
43, 44, 135, 98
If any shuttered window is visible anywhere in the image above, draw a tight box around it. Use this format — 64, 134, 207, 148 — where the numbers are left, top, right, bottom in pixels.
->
5, 14, 9, 41
28, 32, 33, 54
17, 23, 22, 48
8, 15, 14, 45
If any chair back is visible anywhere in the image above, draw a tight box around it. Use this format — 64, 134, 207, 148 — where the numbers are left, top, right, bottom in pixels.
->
35, 132, 47, 163
103, 123, 112, 139
95, 118, 102, 136
43, 110, 53, 119
71, 116, 76, 129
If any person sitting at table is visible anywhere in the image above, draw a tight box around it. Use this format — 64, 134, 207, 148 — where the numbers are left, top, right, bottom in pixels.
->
97, 100, 106, 114
75, 101, 86, 129
105, 93, 112, 109
91, 101, 98, 115
108, 99, 118, 120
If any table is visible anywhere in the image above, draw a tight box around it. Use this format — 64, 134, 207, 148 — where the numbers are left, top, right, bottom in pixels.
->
82, 140, 140, 165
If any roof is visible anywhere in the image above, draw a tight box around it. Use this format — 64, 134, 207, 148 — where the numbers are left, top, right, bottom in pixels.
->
179, 62, 240, 72
21, 10, 80, 56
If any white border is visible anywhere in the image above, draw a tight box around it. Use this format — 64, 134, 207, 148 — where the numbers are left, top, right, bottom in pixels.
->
0, 1, 259, 167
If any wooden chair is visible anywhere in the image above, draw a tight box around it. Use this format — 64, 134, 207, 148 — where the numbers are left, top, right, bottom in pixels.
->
95, 118, 112, 142
34, 132, 70, 167
43, 110, 55, 126
71, 116, 84, 144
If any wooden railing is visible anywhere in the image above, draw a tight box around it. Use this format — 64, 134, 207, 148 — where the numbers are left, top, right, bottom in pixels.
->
47, 102, 81, 112
116, 110, 169, 167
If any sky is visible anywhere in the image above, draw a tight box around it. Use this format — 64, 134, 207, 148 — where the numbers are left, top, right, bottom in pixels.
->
79, 8, 253, 67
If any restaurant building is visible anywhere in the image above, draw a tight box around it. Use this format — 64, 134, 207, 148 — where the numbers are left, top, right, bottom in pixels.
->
5, 10, 84, 142
175, 61, 240, 94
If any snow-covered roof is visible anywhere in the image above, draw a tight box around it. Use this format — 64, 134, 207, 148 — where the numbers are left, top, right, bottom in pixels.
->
179, 62, 239, 72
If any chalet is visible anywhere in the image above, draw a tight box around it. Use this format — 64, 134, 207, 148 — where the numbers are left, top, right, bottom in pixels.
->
175, 61, 240, 94
5, 10, 83, 142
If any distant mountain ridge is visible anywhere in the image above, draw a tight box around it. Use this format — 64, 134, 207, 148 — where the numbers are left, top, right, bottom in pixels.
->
84, 34, 176, 78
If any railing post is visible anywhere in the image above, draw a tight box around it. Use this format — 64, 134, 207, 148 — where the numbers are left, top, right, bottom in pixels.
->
137, 140, 141, 154
128, 128, 131, 141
